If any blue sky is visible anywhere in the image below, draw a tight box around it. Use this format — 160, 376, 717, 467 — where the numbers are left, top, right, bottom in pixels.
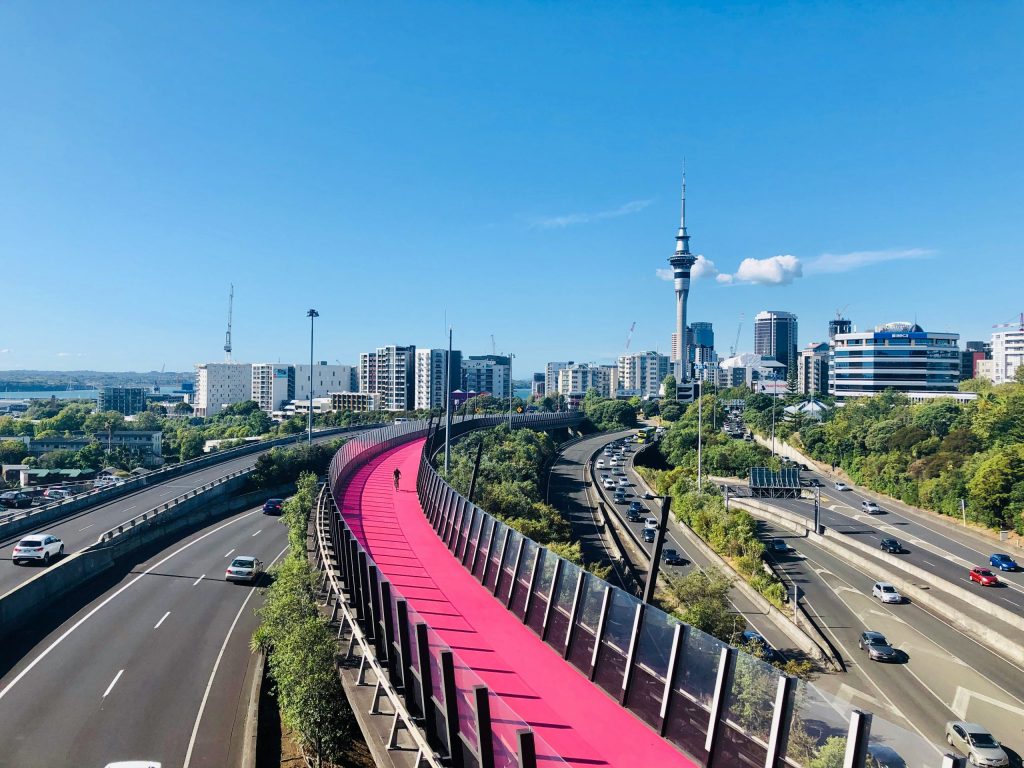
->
1, 2, 1021, 377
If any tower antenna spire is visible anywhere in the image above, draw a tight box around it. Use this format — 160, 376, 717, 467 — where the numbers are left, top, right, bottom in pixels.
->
224, 284, 234, 361
680, 158, 687, 229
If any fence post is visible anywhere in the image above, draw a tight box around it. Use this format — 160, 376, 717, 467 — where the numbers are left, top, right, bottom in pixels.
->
764, 675, 795, 768
589, 586, 613, 681
506, 537, 527, 608
520, 548, 543, 624
439, 651, 463, 768
540, 558, 564, 642
473, 685, 495, 768
659, 623, 688, 736
563, 570, 587, 659
704, 646, 737, 766
380, 580, 394, 669
489, 527, 512, 597
516, 729, 537, 768
619, 602, 646, 705
367, 564, 383, 655
396, 600, 414, 708
415, 622, 437, 746
842, 710, 872, 768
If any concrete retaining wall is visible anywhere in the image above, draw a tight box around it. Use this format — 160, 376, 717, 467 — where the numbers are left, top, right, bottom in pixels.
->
732, 497, 1024, 668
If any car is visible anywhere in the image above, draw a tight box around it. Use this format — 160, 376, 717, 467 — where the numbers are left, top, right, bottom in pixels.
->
768, 539, 789, 554
596, 459, 605, 468
43, 487, 75, 501
989, 553, 1018, 572
867, 745, 906, 768
643, 491, 655, 500
739, 630, 778, 661
603, 479, 616, 489
643, 517, 658, 530
628, 500, 645, 514
858, 631, 898, 661
880, 538, 903, 554
626, 509, 641, 522
0, 491, 33, 509
872, 582, 902, 604
944, 721, 1009, 767
662, 548, 687, 566
861, 500, 881, 514
969, 567, 999, 586
263, 498, 284, 515
834, 481, 850, 491
226, 556, 264, 583
614, 493, 627, 504
798, 463, 810, 472
12, 533, 64, 565
806, 478, 823, 487
642, 528, 656, 543
618, 477, 629, 486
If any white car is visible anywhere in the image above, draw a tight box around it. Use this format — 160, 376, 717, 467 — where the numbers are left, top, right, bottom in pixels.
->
226, 556, 263, 583
618, 477, 629, 486
861, 500, 881, 514
872, 582, 902, 604
834, 481, 850, 491
596, 460, 605, 468
603, 478, 616, 489
12, 533, 64, 565
43, 487, 74, 501
643, 517, 659, 530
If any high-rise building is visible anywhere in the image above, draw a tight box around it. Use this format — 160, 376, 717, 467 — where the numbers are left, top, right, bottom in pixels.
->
531, 372, 545, 398
294, 363, 357, 402
360, 346, 416, 411
797, 343, 830, 396
829, 322, 960, 399
194, 362, 252, 417
829, 318, 853, 342
97, 386, 148, 416
462, 355, 511, 399
556, 364, 617, 398
617, 351, 671, 399
988, 321, 1024, 384
251, 364, 295, 413
414, 349, 462, 410
960, 341, 991, 382
691, 321, 714, 350
717, 353, 787, 390
754, 311, 799, 380
545, 361, 574, 395
667, 169, 697, 402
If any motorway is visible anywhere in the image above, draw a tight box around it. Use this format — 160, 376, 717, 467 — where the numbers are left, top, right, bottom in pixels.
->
0, 432, 349, 596
0, 503, 287, 768
550, 431, 799, 660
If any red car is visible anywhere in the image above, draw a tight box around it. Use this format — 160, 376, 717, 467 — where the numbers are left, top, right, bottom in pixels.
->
969, 567, 999, 586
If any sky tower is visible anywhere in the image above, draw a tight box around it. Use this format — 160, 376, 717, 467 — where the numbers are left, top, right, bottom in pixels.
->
668, 167, 696, 401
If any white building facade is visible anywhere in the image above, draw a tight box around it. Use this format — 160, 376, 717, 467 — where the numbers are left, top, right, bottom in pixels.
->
251, 364, 294, 413
462, 355, 511, 400
556, 364, 617, 398
194, 362, 253, 417
988, 327, 1024, 384
360, 346, 416, 411
544, 361, 574, 396
617, 351, 670, 399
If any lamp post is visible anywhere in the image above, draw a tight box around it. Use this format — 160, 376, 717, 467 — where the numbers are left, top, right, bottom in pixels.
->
508, 353, 515, 429
306, 308, 319, 445
769, 372, 778, 458
444, 327, 453, 474
695, 363, 704, 491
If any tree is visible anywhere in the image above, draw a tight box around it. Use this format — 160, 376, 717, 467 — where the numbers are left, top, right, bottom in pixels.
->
666, 568, 735, 640
38, 449, 81, 469
662, 374, 677, 401
0, 439, 28, 463
84, 410, 126, 437
660, 403, 682, 422
179, 431, 203, 462
809, 737, 848, 768
173, 401, 194, 415
130, 411, 162, 431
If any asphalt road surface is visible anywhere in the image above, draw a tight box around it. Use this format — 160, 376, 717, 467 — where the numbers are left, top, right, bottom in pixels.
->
0, 431, 351, 596
0, 503, 287, 768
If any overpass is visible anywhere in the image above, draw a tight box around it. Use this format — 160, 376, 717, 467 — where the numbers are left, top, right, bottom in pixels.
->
320, 416, 957, 768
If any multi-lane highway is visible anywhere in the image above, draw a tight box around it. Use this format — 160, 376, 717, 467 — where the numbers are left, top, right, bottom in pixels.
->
0, 432, 349, 596
0, 503, 286, 767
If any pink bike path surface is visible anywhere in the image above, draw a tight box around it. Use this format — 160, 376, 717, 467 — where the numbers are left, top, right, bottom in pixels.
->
339, 438, 693, 768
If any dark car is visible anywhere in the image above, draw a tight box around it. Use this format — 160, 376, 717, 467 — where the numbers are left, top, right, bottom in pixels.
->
799, 463, 810, 472
262, 498, 284, 515
626, 508, 641, 522
768, 539, 789, 554
989, 553, 1019, 572
662, 548, 687, 566
642, 528, 656, 543
628, 500, 645, 513
806, 478, 823, 488
858, 631, 898, 661
0, 491, 33, 509
880, 538, 903, 554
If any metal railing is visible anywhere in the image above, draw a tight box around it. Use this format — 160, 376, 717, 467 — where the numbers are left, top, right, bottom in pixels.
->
415, 438, 967, 768
319, 413, 584, 768
0, 425, 355, 530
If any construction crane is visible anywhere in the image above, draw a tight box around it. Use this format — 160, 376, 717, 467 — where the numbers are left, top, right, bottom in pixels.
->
624, 321, 636, 353
992, 312, 1024, 331
835, 304, 850, 320
730, 313, 745, 357
224, 284, 234, 361
491, 334, 496, 355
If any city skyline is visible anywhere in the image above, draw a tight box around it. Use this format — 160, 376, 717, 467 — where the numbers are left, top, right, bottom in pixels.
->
1, 3, 1021, 374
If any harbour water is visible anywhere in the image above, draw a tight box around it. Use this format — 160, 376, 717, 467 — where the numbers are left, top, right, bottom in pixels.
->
0, 389, 99, 401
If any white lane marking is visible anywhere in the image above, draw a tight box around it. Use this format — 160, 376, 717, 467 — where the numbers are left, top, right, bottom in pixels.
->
0, 510, 259, 702
920, 559, 936, 567
251, 529, 262, 537
224, 548, 235, 558
122, 505, 136, 512
1002, 597, 1018, 606
154, 611, 171, 629
79, 524, 94, 532
193, 574, 205, 586
102, 669, 124, 698
182, 544, 289, 768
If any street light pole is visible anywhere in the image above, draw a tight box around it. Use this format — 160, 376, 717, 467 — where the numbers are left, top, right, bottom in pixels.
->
770, 374, 777, 458
508, 353, 515, 429
696, 364, 703, 491
306, 308, 319, 445
444, 327, 453, 474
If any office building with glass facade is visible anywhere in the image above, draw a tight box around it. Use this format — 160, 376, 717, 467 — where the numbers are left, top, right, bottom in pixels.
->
829, 322, 960, 399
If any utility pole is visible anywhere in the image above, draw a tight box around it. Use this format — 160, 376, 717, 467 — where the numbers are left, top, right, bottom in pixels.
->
960, 497, 967, 527
697, 371, 703, 491
306, 309, 319, 445
444, 327, 453, 474
508, 353, 515, 429
643, 496, 672, 605
814, 486, 821, 534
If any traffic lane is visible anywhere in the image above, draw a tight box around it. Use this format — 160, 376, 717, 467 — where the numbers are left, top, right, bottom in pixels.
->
767, 494, 1024, 615
801, 467, 1022, 585
0, 505, 286, 768
764, 519, 1024, 759
0, 432, 343, 595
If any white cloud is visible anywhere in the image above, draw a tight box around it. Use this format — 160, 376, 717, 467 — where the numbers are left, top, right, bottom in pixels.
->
655, 254, 718, 282
805, 248, 932, 274
718, 254, 803, 286
56, 352, 85, 357
0, 348, 8, 354
531, 199, 653, 229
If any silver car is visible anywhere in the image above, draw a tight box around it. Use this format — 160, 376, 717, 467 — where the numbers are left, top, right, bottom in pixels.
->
944, 721, 1008, 767
225, 556, 263, 583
